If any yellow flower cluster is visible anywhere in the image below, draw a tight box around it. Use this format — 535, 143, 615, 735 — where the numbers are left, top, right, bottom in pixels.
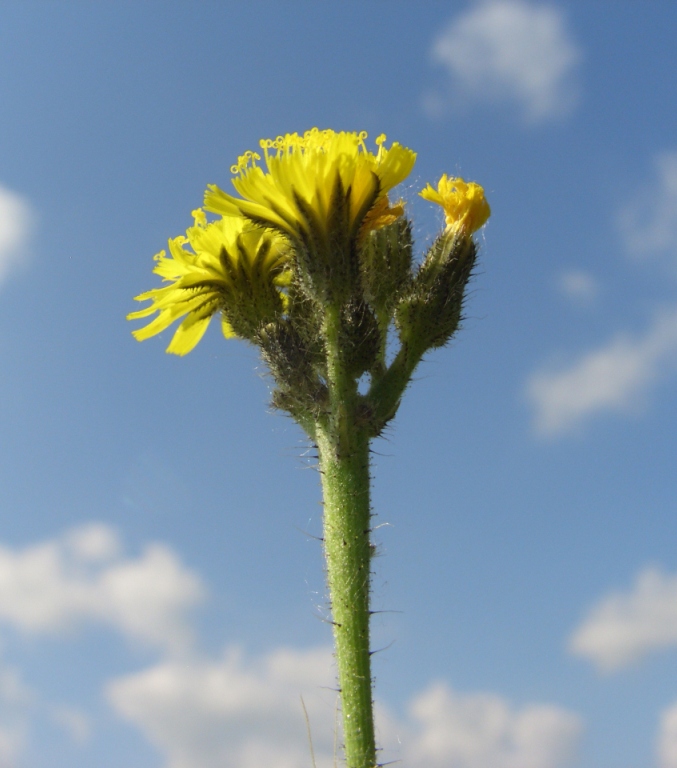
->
128, 129, 490, 355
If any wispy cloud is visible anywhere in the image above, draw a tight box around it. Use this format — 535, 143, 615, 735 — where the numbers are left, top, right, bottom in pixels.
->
0, 184, 33, 287
0, 660, 33, 767
556, 269, 598, 305
0, 522, 205, 654
569, 566, 677, 672
620, 151, 677, 267
0, 726, 24, 768
49, 705, 91, 746
658, 702, 677, 768
527, 307, 677, 435
427, 0, 581, 123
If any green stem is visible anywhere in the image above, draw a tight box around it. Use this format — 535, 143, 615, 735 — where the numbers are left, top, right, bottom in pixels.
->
366, 340, 424, 434
316, 305, 376, 768
317, 426, 375, 768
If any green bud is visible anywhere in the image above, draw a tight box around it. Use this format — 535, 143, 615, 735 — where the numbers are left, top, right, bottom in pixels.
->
360, 217, 413, 318
257, 320, 328, 417
396, 233, 476, 351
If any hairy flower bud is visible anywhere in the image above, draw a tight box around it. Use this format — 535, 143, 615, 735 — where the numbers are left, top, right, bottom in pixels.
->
397, 233, 477, 351
360, 216, 413, 319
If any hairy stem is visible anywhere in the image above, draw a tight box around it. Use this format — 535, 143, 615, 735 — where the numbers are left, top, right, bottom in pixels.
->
316, 305, 376, 768
366, 339, 424, 434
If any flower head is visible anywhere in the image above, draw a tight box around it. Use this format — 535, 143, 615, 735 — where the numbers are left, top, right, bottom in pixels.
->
127, 210, 290, 355
204, 128, 416, 242
420, 175, 490, 235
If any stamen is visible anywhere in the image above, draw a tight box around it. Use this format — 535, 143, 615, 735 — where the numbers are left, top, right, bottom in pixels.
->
259, 138, 274, 161
191, 209, 207, 227
358, 130, 368, 153
375, 134, 387, 163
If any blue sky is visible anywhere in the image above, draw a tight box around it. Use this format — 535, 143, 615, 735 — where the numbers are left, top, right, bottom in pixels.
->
1, 1, 677, 766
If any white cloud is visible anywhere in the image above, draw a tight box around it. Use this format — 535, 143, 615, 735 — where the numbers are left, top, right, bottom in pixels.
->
0, 523, 205, 653
569, 566, 677, 672
108, 654, 581, 768
659, 702, 677, 768
107, 646, 339, 768
620, 151, 677, 265
556, 269, 598, 304
405, 682, 582, 768
527, 306, 677, 435
0, 185, 32, 287
429, 0, 581, 123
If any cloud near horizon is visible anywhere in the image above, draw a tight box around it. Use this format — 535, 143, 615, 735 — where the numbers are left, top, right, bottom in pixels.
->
0, 523, 583, 768
404, 682, 582, 768
107, 645, 340, 768
427, 0, 581, 123
109, 655, 583, 768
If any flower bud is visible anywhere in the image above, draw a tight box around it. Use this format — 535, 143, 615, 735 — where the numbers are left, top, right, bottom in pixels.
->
360, 216, 413, 319
420, 175, 490, 236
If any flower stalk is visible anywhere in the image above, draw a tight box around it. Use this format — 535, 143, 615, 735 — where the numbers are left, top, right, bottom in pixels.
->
128, 128, 489, 768
316, 424, 374, 767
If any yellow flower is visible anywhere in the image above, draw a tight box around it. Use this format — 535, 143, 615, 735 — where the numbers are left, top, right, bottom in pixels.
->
127, 210, 290, 355
204, 128, 416, 241
420, 175, 490, 235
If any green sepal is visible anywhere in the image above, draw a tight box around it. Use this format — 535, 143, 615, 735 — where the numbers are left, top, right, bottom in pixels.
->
338, 300, 381, 378
360, 217, 413, 319
215, 237, 289, 340
284, 281, 325, 364
290, 174, 380, 309
396, 233, 476, 351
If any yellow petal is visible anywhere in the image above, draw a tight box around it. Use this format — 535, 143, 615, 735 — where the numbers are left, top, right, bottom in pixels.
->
166, 314, 213, 356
